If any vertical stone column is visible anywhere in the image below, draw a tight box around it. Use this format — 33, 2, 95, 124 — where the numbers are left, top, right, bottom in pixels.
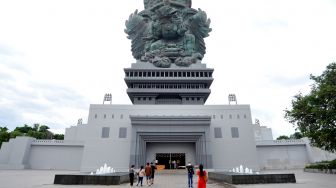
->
204, 126, 213, 169
129, 127, 138, 167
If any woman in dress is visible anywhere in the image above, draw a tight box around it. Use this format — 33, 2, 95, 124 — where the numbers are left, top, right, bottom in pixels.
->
196, 164, 207, 188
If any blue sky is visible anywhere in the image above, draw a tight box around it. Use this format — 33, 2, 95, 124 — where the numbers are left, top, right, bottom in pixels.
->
0, 0, 336, 138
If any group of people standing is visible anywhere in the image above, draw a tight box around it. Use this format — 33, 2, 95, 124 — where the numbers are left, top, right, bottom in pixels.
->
129, 162, 156, 186
129, 162, 207, 188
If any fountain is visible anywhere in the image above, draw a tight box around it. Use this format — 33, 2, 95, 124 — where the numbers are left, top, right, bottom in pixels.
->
54, 163, 129, 185
230, 165, 254, 174
91, 163, 116, 175
208, 164, 296, 184
239, 165, 243, 173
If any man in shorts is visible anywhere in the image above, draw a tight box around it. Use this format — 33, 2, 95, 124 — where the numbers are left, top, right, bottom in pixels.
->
145, 162, 152, 186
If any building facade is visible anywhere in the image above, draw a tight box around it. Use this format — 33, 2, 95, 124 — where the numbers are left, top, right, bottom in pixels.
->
61, 61, 260, 171
1, 61, 335, 172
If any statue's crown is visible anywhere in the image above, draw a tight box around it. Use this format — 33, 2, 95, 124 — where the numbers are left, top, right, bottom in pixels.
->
144, 0, 191, 9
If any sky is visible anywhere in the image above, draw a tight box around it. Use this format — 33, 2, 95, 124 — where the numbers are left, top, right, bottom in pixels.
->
0, 0, 335, 138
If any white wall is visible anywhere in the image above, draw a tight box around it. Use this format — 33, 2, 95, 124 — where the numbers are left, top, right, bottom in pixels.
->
257, 145, 309, 169
29, 145, 83, 170
0, 140, 13, 164
80, 139, 131, 172
310, 146, 336, 163
210, 108, 259, 171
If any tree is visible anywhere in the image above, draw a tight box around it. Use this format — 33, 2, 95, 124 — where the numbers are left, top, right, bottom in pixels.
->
290, 132, 303, 139
10, 130, 23, 138
53, 134, 64, 140
9, 124, 64, 140
37, 124, 53, 139
14, 124, 33, 134
285, 62, 336, 152
0, 127, 8, 132
276, 135, 290, 140
32, 124, 39, 131
38, 125, 50, 133
0, 127, 10, 148
27, 130, 46, 139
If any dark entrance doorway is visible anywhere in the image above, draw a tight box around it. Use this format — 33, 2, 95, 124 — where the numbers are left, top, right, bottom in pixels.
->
156, 153, 185, 169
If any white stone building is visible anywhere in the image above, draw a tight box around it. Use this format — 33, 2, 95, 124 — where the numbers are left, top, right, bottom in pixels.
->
1, 62, 335, 172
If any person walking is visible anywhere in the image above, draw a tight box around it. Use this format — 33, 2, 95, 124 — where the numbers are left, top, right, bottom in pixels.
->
186, 162, 194, 188
145, 162, 152, 186
136, 166, 145, 186
150, 162, 156, 185
129, 165, 135, 186
196, 164, 207, 188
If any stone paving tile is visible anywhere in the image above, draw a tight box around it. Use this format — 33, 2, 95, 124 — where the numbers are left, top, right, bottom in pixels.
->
0, 169, 229, 188
126, 171, 232, 188
0, 169, 335, 188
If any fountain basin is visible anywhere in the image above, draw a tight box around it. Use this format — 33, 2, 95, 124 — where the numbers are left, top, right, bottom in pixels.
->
208, 172, 296, 184
54, 172, 129, 185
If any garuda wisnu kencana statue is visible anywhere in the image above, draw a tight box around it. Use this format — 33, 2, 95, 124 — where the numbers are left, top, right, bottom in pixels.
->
125, 0, 212, 68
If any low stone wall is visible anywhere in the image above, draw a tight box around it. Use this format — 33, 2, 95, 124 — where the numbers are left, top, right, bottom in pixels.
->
208, 172, 296, 184
54, 172, 130, 185
256, 140, 308, 170
304, 168, 336, 174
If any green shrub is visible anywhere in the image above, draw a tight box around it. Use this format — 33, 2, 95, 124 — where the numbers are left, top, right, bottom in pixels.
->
305, 163, 327, 169
328, 159, 336, 169
305, 159, 336, 169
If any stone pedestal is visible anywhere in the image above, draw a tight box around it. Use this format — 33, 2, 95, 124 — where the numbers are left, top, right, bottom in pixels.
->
54, 172, 130, 185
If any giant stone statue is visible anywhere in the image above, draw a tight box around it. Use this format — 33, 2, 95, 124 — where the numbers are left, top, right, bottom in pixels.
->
125, 0, 212, 68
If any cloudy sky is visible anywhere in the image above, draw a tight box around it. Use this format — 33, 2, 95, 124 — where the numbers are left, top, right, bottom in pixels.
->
0, 0, 335, 138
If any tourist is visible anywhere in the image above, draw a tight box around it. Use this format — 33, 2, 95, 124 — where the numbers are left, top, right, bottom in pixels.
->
136, 166, 145, 186
150, 162, 156, 185
186, 162, 194, 188
129, 165, 135, 186
196, 164, 207, 188
145, 162, 152, 186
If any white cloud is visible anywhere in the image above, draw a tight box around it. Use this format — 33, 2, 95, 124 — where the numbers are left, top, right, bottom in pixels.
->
0, 0, 335, 138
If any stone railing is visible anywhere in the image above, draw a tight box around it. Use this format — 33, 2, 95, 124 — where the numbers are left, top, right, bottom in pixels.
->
256, 139, 306, 146
32, 139, 84, 146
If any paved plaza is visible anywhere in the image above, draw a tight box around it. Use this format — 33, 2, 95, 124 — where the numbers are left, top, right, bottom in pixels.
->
0, 169, 335, 188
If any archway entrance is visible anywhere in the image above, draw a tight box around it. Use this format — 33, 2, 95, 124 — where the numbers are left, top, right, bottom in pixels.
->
129, 115, 213, 168
156, 153, 186, 169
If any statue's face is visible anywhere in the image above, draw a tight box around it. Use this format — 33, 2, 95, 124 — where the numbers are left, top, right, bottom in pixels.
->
161, 22, 178, 39
160, 12, 179, 39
